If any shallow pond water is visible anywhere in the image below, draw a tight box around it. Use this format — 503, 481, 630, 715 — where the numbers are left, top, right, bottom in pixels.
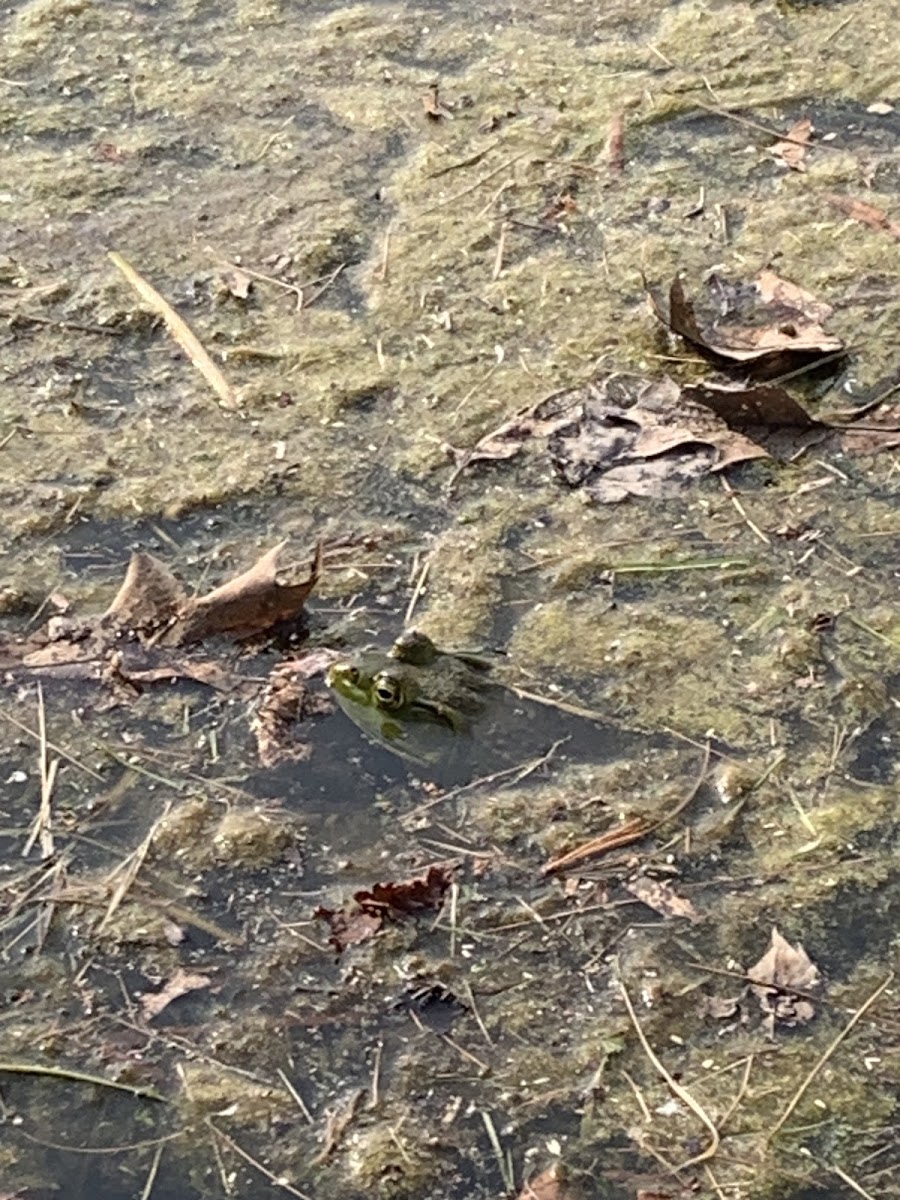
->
1, 0, 899, 1198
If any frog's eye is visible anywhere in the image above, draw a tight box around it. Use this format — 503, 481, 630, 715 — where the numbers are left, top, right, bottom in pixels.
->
373, 673, 403, 709
345, 665, 360, 684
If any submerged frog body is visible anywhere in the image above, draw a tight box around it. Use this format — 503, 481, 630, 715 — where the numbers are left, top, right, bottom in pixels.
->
326, 631, 494, 773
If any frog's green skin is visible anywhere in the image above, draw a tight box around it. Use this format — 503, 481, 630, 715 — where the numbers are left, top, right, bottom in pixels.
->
326, 631, 495, 767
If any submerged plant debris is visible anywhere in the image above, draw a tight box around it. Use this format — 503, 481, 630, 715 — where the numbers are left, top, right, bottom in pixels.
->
1, 0, 899, 1198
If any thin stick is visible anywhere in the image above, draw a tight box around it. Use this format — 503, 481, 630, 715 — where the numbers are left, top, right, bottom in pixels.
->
543, 744, 710, 874
767, 972, 894, 1142
422, 152, 528, 214
0, 707, 103, 778
108, 251, 236, 408
448, 880, 459, 958
95, 801, 172, 934
369, 1039, 383, 1109
208, 1121, 312, 1200
139, 1142, 165, 1200
480, 1110, 515, 1192
830, 1163, 878, 1200
379, 223, 393, 283
491, 221, 507, 280
0, 1060, 165, 1101
22, 684, 57, 859
404, 556, 431, 624
616, 968, 720, 1170
276, 1067, 314, 1124
720, 477, 771, 545
462, 982, 495, 1047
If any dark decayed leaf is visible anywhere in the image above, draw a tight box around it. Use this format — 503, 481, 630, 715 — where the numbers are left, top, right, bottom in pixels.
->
252, 653, 335, 767
105, 552, 187, 630
649, 270, 844, 371
682, 379, 823, 430
315, 865, 454, 953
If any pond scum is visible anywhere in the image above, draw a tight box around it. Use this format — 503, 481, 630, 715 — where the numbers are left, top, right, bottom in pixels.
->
0, 0, 898, 1198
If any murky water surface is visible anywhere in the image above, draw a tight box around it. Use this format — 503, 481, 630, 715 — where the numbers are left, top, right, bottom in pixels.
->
1, 1, 898, 1198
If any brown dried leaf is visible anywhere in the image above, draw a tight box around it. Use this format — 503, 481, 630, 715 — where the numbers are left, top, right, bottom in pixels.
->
170, 541, 319, 645
747, 927, 820, 1028
827, 193, 900, 240
748, 927, 819, 992
316, 866, 454, 953
105, 552, 186, 630
315, 905, 383, 953
770, 116, 812, 171
141, 969, 211, 1020
546, 375, 767, 503
625, 875, 702, 923
252, 661, 333, 767
683, 379, 823, 430
518, 1163, 575, 1200
649, 271, 844, 370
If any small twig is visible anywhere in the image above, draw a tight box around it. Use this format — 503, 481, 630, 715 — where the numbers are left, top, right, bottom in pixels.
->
369, 1039, 383, 1110
542, 744, 711, 874
421, 152, 529, 215
491, 221, 507, 280
299, 262, 345, 310
404, 555, 431, 625
720, 477, 771, 545
276, 1067, 314, 1124
108, 251, 236, 408
0, 707, 103, 778
0, 308, 124, 336
480, 1111, 515, 1192
95, 802, 173, 934
829, 1163, 878, 1200
379, 224, 392, 282
22, 684, 57, 860
208, 1121, 312, 1200
139, 1143, 165, 1200
766, 972, 894, 1142
462, 982, 495, 1047
616, 967, 720, 1170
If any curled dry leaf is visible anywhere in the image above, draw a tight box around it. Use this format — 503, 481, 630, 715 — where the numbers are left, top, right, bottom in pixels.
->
169, 540, 320, 644
625, 875, 702, 923
517, 1163, 576, 1200
747, 926, 820, 1030
770, 116, 813, 171
141, 968, 211, 1020
649, 270, 845, 371
105, 552, 186, 631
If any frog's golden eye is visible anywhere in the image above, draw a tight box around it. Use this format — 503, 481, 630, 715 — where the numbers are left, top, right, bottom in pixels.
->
373, 672, 403, 709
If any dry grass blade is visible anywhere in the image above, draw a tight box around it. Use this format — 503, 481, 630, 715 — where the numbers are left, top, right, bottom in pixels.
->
0, 1060, 165, 1101
95, 801, 173, 935
108, 251, 236, 408
22, 683, 57, 859
616, 966, 721, 1170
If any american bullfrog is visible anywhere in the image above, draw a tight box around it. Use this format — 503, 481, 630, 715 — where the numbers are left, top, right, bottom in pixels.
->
326, 629, 649, 786
326, 630, 495, 773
